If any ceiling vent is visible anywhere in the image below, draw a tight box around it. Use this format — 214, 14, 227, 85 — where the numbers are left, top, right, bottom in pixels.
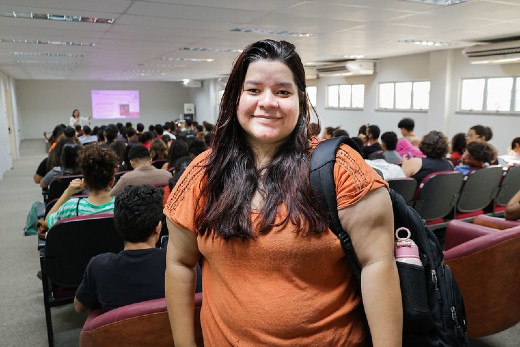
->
316, 61, 375, 77
462, 40, 520, 64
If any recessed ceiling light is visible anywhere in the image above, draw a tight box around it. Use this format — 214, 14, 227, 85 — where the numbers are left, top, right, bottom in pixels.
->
344, 55, 365, 59
158, 57, 214, 62
230, 28, 318, 38
3, 11, 114, 24
16, 60, 80, 65
398, 39, 454, 47
11, 51, 84, 58
179, 47, 242, 53
1, 37, 95, 46
399, 0, 468, 5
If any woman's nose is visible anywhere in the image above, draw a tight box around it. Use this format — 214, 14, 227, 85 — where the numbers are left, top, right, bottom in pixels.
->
258, 91, 278, 108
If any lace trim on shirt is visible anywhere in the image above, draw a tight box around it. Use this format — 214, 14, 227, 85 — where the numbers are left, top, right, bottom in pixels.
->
335, 145, 371, 200
164, 159, 206, 215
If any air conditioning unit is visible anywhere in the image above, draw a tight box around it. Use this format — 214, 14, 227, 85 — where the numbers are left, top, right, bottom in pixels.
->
316, 61, 375, 77
462, 40, 520, 64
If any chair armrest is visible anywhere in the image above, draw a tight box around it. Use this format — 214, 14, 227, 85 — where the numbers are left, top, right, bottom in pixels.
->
473, 215, 520, 230
444, 220, 495, 250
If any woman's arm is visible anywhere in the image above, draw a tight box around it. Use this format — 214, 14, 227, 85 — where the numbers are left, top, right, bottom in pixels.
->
401, 157, 421, 177
45, 178, 84, 222
504, 190, 520, 221
338, 187, 402, 347
166, 218, 200, 347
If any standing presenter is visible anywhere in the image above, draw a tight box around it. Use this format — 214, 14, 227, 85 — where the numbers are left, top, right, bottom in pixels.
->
69, 109, 92, 127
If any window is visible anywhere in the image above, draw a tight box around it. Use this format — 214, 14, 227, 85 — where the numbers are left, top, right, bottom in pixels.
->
327, 83, 364, 109
378, 81, 430, 110
306, 86, 317, 107
460, 77, 519, 112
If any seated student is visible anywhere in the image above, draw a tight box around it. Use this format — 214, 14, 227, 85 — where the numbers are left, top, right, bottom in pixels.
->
74, 185, 166, 313
449, 132, 466, 166
39, 144, 119, 235
188, 139, 207, 158
398, 117, 421, 147
396, 137, 425, 159
366, 152, 406, 180
40, 142, 81, 189
332, 128, 349, 138
109, 145, 172, 196
162, 139, 190, 171
79, 125, 98, 145
380, 131, 403, 164
454, 141, 496, 176
504, 190, 520, 221
402, 130, 453, 184
362, 124, 382, 159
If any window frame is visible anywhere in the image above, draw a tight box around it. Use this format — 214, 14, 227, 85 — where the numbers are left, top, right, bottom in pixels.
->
376, 80, 430, 112
325, 83, 365, 110
458, 76, 519, 114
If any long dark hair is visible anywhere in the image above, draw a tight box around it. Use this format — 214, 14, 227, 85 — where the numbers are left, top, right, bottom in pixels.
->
195, 39, 328, 240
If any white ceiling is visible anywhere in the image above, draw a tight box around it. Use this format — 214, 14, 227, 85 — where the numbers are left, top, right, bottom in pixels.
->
0, 0, 519, 82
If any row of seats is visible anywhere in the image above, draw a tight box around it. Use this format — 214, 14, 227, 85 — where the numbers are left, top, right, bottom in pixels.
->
41, 212, 519, 346
387, 165, 520, 229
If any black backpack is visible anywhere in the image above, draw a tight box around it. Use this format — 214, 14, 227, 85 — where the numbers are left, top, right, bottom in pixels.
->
309, 136, 468, 347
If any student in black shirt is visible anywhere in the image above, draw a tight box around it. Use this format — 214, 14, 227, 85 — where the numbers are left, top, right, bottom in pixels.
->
74, 185, 166, 313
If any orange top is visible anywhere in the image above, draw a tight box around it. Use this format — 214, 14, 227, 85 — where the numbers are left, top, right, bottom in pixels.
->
164, 140, 387, 346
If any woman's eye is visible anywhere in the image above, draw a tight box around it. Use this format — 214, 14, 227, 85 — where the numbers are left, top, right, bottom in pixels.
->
277, 90, 291, 96
246, 88, 260, 93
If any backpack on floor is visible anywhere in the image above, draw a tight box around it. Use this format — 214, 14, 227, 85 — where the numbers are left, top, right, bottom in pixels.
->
24, 201, 45, 236
309, 136, 468, 347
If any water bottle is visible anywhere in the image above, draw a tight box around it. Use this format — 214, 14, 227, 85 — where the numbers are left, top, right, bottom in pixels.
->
394, 227, 422, 266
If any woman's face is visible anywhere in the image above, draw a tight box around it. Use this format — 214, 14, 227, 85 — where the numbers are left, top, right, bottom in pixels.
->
237, 60, 300, 148
465, 129, 483, 143
73, 110, 80, 118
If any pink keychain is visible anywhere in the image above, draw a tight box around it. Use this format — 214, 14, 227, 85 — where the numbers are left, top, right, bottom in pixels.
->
394, 227, 423, 267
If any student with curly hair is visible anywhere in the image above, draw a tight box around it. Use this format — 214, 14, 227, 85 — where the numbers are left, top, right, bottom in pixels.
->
454, 141, 497, 176
402, 130, 453, 183
41, 143, 119, 234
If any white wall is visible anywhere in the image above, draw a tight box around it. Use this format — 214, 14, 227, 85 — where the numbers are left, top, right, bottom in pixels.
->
0, 72, 17, 179
312, 49, 520, 155
17, 80, 190, 139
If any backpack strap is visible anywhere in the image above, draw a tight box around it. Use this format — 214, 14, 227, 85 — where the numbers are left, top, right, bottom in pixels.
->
309, 135, 363, 280
76, 197, 84, 216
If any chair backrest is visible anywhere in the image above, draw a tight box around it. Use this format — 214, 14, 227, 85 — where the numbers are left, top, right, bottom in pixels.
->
473, 214, 520, 230
46, 174, 84, 203
495, 164, 520, 207
80, 294, 204, 347
44, 214, 124, 287
387, 177, 417, 205
413, 171, 464, 221
456, 166, 504, 213
444, 225, 520, 338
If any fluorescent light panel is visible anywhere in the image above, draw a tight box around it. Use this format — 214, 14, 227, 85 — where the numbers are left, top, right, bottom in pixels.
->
398, 39, 454, 47
399, 0, 468, 5
11, 52, 84, 58
0, 37, 95, 46
179, 47, 242, 53
230, 28, 318, 38
4, 11, 114, 24
158, 57, 214, 62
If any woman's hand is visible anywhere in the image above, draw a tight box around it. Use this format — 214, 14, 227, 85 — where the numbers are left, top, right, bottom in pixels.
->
66, 178, 85, 196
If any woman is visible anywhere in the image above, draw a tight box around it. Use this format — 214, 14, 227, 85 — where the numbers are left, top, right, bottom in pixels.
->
466, 124, 493, 144
40, 143, 119, 234
454, 141, 496, 176
161, 139, 189, 171
402, 130, 453, 183
149, 138, 168, 161
69, 109, 92, 128
449, 132, 466, 166
164, 39, 402, 346
40, 142, 81, 189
